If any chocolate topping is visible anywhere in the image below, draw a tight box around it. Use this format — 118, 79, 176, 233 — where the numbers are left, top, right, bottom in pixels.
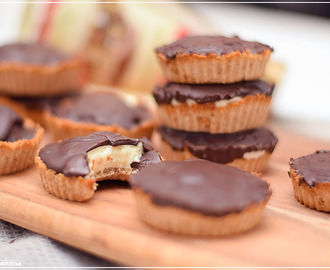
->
289, 150, 330, 187
0, 105, 35, 142
130, 159, 270, 216
159, 126, 278, 164
12, 92, 79, 110
0, 43, 69, 65
153, 80, 274, 104
39, 131, 161, 177
155, 36, 273, 59
51, 92, 151, 129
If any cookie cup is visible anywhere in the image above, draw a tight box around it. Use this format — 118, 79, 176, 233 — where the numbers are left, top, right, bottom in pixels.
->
158, 138, 272, 173
156, 49, 272, 84
289, 168, 330, 212
0, 58, 86, 97
0, 119, 44, 175
133, 188, 270, 236
35, 156, 137, 202
157, 94, 271, 133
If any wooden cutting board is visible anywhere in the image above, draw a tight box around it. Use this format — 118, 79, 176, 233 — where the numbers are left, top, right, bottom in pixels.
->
0, 123, 330, 267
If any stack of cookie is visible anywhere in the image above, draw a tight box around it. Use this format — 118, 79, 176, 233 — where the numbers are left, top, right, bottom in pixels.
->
153, 35, 278, 172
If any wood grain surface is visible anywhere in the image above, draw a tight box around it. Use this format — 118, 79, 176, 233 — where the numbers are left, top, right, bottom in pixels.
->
0, 123, 330, 267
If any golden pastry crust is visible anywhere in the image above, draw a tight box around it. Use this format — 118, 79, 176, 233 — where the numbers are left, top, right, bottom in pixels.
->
0, 119, 44, 175
0, 58, 86, 97
157, 137, 272, 173
156, 49, 272, 84
157, 94, 272, 134
36, 155, 138, 202
289, 168, 330, 212
133, 187, 271, 236
35, 156, 96, 202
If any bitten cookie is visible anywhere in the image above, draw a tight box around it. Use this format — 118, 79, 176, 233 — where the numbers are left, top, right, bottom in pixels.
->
130, 159, 271, 236
0, 43, 86, 96
288, 150, 330, 212
153, 80, 274, 133
0, 105, 44, 175
155, 36, 273, 84
157, 126, 277, 173
36, 131, 162, 202
45, 91, 155, 141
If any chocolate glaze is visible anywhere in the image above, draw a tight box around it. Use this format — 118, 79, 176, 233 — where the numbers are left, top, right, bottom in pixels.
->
51, 92, 151, 129
159, 126, 278, 164
155, 36, 273, 59
0, 105, 35, 142
289, 150, 330, 186
12, 92, 79, 110
0, 43, 69, 65
130, 159, 270, 216
39, 131, 162, 177
153, 81, 274, 104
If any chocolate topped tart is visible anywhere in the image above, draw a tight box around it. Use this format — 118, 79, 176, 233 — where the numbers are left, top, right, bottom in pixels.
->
155, 35, 273, 84
36, 131, 162, 202
154, 80, 275, 134
0, 43, 85, 97
46, 92, 155, 141
289, 150, 330, 187
153, 80, 274, 105
157, 126, 277, 172
0, 105, 44, 175
288, 151, 330, 212
0, 43, 69, 65
130, 159, 271, 236
155, 36, 273, 60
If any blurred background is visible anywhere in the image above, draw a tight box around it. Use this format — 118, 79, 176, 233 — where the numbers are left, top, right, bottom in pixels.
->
0, 1, 329, 140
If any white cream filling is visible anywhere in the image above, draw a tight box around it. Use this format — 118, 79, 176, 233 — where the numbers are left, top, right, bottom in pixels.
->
170, 96, 243, 107
86, 142, 143, 178
215, 96, 243, 108
243, 150, 266, 160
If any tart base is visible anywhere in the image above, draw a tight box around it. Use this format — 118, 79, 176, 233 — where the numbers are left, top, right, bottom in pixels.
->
156, 49, 272, 84
157, 95, 271, 134
133, 188, 270, 236
0, 119, 44, 175
0, 59, 86, 97
289, 168, 330, 212
35, 156, 137, 202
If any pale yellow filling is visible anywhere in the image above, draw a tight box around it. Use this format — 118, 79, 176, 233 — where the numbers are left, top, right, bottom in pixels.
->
243, 150, 265, 160
86, 142, 143, 179
215, 97, 243, 108
170, 97, 243, 107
